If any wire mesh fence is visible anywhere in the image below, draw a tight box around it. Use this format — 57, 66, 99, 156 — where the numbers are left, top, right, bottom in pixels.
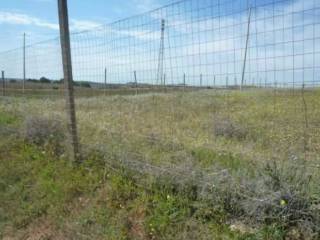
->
1, 0, 319, 95
0, 0, 319, 234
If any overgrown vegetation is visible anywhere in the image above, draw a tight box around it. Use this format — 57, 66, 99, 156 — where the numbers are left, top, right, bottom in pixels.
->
0, 89, 319, 239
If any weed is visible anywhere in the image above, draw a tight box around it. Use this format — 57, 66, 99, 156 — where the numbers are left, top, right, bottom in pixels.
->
213, 117, 248, 140
22, 116, 66, 156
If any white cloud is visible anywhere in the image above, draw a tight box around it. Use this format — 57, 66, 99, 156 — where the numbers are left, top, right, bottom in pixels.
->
0, 11, 59, 30
70, 19, 101, 31
0, 11, 103, 32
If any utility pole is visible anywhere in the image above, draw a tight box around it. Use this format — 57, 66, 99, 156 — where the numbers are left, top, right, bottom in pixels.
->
1, 71, 5, 96
200, 74, 203, 88
241, 7, 252, 91
23, 32, 26, 94
183, 73, 186, 92
58, 0, 80, 162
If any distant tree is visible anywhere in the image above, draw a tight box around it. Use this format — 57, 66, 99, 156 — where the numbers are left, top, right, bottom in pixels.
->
73, 81, 91, 88
27, 78, 38, 83
39, 77, 51, 83
80, 82, 91, 88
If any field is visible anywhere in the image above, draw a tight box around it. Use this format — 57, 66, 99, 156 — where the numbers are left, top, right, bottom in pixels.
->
1, 81, 198, 98
1, 89, 320, 239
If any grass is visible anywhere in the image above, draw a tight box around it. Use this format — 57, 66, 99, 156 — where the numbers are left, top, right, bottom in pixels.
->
0, 88, 319, 239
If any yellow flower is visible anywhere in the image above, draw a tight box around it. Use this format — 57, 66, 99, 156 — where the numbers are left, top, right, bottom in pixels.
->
280, 199, 287, 206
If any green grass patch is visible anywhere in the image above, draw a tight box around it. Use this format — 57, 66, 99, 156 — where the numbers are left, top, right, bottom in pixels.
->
191, 147, 251, 173
0, 112, 18, 126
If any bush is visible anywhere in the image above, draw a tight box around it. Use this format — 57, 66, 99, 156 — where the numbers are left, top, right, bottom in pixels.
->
213, 117, 248, 140
22, 116, 66, 155
39, 77, 51, 83
237, 160, 320, 238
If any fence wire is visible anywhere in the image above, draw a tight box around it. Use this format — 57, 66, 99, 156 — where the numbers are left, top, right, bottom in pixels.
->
0, 0, 319, 94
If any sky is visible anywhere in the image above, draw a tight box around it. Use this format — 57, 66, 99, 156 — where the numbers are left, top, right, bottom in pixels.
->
0, 0, 171, 51
0, 0, 319, 87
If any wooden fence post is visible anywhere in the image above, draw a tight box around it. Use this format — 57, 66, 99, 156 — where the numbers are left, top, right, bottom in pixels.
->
58, 0, 80, 162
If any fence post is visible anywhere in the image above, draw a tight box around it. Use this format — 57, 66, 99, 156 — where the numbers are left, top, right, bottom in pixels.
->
157, 19, 165, 86
104, 67, 107, 96
1, 71, 5, 96
23, 32, 26, 95
214, 75, 216, 89
134, 70, 138, 95
58, 0, 80, 162
163, 73, 167, 93
241, 7, 252, 91
292, 76, 295, 93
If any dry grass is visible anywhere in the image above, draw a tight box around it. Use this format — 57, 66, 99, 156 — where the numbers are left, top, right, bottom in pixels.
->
5, 89, 319, 167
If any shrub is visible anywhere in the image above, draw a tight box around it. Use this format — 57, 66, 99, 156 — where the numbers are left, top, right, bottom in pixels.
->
213, 117, 248, 140
22, 116, 66, 155
238, 160, 320, 238
39, 77, 51, 83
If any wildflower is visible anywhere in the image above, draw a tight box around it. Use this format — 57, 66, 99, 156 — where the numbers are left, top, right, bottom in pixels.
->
280, 199, 287, 206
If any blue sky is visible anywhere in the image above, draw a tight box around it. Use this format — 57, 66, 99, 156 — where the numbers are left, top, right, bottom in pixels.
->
0, 0, 319, 87
0, 0, 172, 51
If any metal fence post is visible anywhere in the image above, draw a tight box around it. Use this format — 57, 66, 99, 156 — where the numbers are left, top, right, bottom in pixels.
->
163, 73, 167, 93
241, 7, 252, 91
134, 70, 138, 95
1, 71, 5, 96
104, 67, 107, 96
157, 19, 165, 86
58, 0, 80, 162
23, 33, 26, 95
